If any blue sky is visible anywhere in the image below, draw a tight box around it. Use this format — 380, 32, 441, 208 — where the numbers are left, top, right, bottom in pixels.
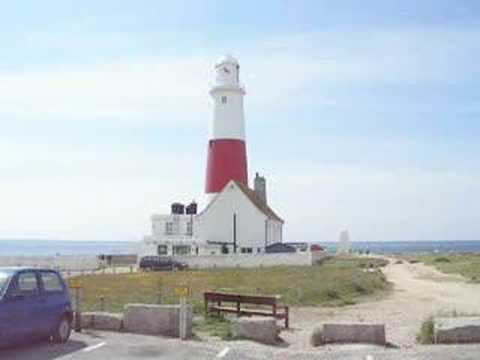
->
1, 1, 479, 241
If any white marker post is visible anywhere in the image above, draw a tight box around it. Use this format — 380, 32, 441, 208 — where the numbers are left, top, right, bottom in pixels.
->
175, 286, 190, 340
180, 296, 187, 340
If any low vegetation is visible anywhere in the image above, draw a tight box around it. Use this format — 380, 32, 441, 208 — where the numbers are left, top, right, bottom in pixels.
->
73, 256, 391, 315
417, 253, 480, 281
193, 315, 233, 340
416, 317, 435, 344
310, 327, 325, 347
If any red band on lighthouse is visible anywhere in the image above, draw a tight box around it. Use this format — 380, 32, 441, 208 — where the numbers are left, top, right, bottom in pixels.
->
205, 139, 248, 194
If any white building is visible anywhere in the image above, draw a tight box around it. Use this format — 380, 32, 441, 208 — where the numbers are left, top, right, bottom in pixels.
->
141, 55, 284, 258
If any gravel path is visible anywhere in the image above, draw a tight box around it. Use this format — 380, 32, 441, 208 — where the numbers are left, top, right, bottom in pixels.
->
282, 258, 480, 349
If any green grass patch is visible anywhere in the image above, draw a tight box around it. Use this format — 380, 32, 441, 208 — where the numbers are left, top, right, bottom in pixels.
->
416, 253, 480, 280
416, 317, 434, 344
73, 256, 391, 315
193, 315, 233, 340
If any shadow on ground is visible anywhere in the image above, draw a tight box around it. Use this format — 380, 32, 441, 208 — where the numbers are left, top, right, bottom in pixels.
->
0, 339, 88, 360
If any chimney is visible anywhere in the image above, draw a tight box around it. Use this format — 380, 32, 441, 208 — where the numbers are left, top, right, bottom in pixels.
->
254, 172, 267, 204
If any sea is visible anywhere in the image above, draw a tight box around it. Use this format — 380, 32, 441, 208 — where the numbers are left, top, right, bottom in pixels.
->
0, 239, 480, 257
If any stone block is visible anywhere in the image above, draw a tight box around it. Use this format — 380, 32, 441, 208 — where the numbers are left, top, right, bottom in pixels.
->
81, 312, 95, 329
123, 304, 192, 338
435, 317, 480, 344
322, 324, 386, 345
232, 317, 279, 344
81, 312, 123, 331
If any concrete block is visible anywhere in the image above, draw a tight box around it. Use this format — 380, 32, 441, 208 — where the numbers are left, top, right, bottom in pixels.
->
123, 304, 192, 338
322, 324, 386, 345
81, 312, 123, 331
232, 317, 279, 344
81, 312, 95, 329
435, 317, 480, 344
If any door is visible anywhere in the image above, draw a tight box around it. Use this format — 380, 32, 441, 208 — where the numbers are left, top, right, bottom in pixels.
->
38, 271, 69, 334
2, 271, 42, 341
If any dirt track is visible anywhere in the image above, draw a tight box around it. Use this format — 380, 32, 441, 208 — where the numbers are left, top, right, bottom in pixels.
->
284, 259, 480, 348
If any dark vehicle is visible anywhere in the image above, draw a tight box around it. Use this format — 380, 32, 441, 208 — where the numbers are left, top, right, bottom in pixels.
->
0, 268, 73, 348
139, 256, 188, 271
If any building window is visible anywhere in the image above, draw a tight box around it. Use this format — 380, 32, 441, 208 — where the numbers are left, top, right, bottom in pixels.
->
221, 244, 229, 254
221, 96, 227, 104
257, 247, 262, 253
158, 245, 168, 255
173, 245, 191, 255
241, 247, 253, 254
165, 222, 173, 235
186, 221, 193, 236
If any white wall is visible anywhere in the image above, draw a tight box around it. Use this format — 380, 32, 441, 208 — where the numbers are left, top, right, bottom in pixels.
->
175, 251, 329, 269
196, 182, 272, 251
151, 214, 194, 239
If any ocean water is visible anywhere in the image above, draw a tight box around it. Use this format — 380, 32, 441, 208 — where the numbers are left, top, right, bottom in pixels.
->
0, 240, 479, 257
0, 240, 137, 257
319, 240, 480, 254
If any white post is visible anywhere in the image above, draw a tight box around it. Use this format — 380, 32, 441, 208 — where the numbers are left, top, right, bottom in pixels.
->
179, 297, 187, 340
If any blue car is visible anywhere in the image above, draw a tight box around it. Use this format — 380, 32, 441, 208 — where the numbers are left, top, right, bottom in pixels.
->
0, 268, 73, 348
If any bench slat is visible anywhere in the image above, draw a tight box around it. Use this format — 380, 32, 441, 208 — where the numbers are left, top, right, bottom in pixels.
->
204, 292, 279, 305
209, 306, 287, 319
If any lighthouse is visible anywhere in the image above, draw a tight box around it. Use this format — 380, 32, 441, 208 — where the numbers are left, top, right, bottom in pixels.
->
141, 55, 284, 259
205, 54, 248, 201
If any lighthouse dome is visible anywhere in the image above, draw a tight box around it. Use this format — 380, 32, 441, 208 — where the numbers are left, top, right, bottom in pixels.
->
216, 54, 239, 67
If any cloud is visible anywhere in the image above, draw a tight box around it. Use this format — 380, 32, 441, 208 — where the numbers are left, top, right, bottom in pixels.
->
2, 25, 479, 126
1, 24, 479, 241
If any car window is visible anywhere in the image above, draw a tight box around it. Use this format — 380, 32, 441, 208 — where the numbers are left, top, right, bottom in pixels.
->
40, 272, 64, 292
0, 272, 11, 297
16, 272, 39, 296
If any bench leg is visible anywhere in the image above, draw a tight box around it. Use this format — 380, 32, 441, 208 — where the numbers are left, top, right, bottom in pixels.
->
285, 306, 289, 329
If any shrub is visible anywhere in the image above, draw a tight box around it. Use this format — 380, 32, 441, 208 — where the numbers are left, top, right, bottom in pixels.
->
434, 257, 451, 263
416, 317, 434, 344
352, 280, 368, 294
310, 327, 324, 347
326, 289, 340, 300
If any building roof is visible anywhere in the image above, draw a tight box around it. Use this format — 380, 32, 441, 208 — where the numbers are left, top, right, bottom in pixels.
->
198, 180, 284, 223
233, 181, 284, 223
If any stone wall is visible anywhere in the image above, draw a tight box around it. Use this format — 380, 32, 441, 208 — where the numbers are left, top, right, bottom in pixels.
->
124, 304, 192, 338
175, 251, 328, 269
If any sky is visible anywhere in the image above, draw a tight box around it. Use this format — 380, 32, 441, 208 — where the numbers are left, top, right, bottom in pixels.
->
1, 0, 479, 242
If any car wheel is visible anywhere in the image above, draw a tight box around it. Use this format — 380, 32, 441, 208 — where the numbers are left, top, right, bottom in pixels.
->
52, 316, 71, 344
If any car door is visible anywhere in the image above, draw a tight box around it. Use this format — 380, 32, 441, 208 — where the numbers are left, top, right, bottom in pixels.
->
3, 271, 42, 340
0, 272, 20, 346
38, 271, 69, 334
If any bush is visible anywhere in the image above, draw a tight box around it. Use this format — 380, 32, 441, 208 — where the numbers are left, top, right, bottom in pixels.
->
310, 327, 324, 347
352, 280, 368, 294
434, 257, 451, 263
326, 289, 340, 300
416, 317, 434, 344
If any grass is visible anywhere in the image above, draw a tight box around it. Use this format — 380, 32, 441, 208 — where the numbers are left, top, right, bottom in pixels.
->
193, 315, 233, 340
416, 317, 434, 344
416, 253, 480, 281
72, 256, 391, 336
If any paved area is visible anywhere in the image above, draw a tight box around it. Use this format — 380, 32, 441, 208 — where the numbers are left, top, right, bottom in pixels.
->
2, 331, 480, 359
0, 331, 220, 360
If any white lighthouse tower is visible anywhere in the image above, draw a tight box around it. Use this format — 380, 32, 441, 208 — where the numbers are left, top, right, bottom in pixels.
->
205, 55, 248, 202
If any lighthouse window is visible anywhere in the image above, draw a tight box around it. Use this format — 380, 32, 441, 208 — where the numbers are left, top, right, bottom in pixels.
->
221, 96, 227, 104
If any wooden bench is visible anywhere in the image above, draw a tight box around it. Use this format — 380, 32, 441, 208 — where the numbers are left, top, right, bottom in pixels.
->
204, 291, 289, 328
